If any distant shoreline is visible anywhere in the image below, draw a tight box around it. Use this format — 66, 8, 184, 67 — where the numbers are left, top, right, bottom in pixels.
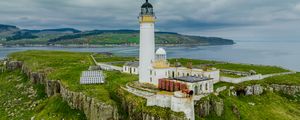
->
0, 43, 235, 48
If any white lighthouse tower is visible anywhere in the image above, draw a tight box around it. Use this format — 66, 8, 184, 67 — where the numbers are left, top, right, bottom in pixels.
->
139, 0, 156, 83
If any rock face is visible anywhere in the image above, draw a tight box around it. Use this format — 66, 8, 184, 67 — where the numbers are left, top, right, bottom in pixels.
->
6, 61, 118, 120
194, 96, 224, 117
232, 104, 240, 119
245, 84, 264, 95
270, 84, 300, 95
6, 61, 22, 71
117, 89, 186, 120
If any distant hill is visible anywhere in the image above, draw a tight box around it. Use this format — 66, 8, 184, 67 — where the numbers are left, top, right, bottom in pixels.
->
0, 24, 19, 32
0, 24, 235, 46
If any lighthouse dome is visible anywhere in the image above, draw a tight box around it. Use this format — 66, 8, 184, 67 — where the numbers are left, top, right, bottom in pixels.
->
156, 48, 166, 55
141, 0, 153, 8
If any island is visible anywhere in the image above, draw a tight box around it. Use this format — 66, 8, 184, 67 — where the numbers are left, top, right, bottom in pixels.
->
0, 24, 235, 47
1, 50, 299, 120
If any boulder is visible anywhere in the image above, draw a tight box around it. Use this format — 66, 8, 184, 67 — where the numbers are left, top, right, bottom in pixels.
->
6, 61, 23, 70
212, 99, 224, 116
232, 104, 240, 119
245, 84, 264, 96
270, 84, 300, 95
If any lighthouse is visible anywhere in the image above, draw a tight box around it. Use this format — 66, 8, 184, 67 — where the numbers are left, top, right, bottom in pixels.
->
139, 0, 156, 83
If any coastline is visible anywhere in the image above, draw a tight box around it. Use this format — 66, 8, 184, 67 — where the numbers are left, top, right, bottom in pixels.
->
0, 42, 235, 48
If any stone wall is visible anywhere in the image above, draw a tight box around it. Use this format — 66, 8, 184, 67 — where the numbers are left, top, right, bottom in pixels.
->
220, 74, 263, 84
147, 94, 193, 120
98, 63, 123, 71
220, 72, 296, 84
117, 88, 186, 120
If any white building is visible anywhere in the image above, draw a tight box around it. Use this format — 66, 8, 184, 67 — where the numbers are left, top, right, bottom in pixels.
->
123, 62, 139, 74
80, 71, 105, 84
138, 0, 156, 84
132, 0, 219, 95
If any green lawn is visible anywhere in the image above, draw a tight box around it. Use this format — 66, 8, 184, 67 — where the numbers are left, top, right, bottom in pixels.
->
170, 58, 290, 75
0, 70, 86, 120
94, 56, 137, 63
9, 50, 138, 105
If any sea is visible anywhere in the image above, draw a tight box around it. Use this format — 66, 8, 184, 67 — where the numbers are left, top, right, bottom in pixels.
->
0, 41, 299, 71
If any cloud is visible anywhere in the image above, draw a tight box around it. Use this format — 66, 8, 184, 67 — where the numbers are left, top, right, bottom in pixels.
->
0, 0, 299, 40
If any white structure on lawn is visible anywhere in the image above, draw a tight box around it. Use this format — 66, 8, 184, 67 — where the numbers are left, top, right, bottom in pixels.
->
122, 1, 221, 120
135, 0, 219, 90
80, 71, 105, 84
139, 0, 156, 84
123, 62, 139, 75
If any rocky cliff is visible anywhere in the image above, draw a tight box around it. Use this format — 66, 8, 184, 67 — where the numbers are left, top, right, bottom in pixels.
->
117, 88, 186, 120
194, 95, 224, 117
5, 60, 186, 120
6, 61, 118, 120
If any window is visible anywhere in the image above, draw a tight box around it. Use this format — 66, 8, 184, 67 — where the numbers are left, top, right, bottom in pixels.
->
199, 84, 202, 91
206, 83, 208, 90
150, 77, 152, 82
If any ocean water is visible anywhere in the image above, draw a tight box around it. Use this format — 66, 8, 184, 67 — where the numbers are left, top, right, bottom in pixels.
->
0, 41, 299, 71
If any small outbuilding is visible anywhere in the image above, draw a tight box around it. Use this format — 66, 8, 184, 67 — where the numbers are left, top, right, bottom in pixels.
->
123, 61, 139, 74
80, 71, 105, 84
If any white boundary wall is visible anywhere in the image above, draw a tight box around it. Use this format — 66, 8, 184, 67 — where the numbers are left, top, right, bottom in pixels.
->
220, 72, 296, 84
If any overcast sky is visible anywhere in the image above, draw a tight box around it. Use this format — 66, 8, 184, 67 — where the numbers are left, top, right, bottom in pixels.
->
1, 0, 300, 41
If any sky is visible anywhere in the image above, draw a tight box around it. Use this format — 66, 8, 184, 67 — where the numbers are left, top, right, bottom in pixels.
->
0, 0, 300, 41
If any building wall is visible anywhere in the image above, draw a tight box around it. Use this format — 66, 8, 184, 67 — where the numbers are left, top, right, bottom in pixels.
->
168, 67, 220, 83
147, 94, 195, 120
123, 66, 139, 75
98, 63, 123, 71
187, 80, 214, 95
151, 68, 169, 86
139, 22, 155, 84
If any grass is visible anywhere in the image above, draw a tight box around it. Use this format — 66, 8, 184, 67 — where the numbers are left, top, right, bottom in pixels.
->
237, 72, 300, 86
9, 50, 138, 105
8, 50, 300, 119
214, 72, 300, 90
201, 91, 300, 120
170, 58, 290, 76
34, 96, 86, 120
8, 50, 187, 119
214, 63, 290, 75
94, 56, 137, 63
0, 70, 86, 120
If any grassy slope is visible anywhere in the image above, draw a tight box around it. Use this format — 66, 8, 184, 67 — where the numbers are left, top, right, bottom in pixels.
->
8, 50, 300, 119
200, 91, 300, 120
0, 70, 86, 120
8, 50, 184, 118
9, 50, 138, 105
